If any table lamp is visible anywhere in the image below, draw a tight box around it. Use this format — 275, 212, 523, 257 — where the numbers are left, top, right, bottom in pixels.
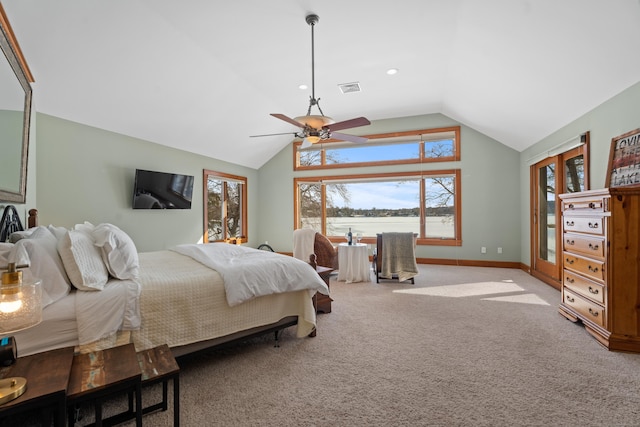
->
0, 263, 42, 405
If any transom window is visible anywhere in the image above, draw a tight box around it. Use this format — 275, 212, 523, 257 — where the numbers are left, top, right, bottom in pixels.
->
294, 127, 460, 170
203, 170, 247, 243
294, 170, 461, 246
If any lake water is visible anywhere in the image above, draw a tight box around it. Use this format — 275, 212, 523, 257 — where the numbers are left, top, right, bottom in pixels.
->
302, 216, 455, 239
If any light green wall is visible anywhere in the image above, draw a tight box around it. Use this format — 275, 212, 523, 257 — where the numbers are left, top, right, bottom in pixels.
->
257, 113, 522, 262
34, 113, 258, 252
519, 81, 640, 266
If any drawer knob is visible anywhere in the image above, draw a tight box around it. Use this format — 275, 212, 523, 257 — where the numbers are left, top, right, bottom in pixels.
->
588, 286, 599, 295
566, 277, 575, 283
588, 202, 596, 209
588, 222, 599, 229
588, 243, 599, 251
588, 308, 599, 317
566, 295, 575, 303
588, 265, 599, 273
566, 220, 575, 227
566, 239, 575, 245
568, 203, 575, 209
566, 258, 574, 265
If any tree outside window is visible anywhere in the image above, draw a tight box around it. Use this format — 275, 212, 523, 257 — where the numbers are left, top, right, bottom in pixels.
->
204, 170, 247, 243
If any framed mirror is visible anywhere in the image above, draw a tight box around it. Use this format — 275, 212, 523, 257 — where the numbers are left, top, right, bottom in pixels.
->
0, 4, 33, 203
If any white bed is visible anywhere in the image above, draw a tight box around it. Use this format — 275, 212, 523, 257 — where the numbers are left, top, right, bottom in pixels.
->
1, 212, 329, 357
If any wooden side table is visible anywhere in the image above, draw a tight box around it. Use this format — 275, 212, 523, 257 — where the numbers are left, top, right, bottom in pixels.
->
314, 266, 333, 314
67, 343, 142, 427
0, 346, 74, 427
136, 344, 180, 426
308, 254, 333, 314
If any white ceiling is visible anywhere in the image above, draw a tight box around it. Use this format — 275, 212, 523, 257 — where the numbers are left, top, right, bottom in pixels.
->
4, 0, 640, 169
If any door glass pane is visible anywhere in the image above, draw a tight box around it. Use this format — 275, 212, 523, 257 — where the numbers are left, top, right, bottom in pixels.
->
538, 165, 556, 263
565, 155, 584, 193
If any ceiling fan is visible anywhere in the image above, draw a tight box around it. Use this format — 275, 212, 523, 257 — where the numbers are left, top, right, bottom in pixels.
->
251, 14, 370, 149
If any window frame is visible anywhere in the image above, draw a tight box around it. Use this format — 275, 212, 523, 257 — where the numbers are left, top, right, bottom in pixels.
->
293, 169, 462, 246
293, 126, 461, 171
203, 169, 248, 243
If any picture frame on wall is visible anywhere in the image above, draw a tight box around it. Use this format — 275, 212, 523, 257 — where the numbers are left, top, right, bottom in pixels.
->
605, 128, 640, 188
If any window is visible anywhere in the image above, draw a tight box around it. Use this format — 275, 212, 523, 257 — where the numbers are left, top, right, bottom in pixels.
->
294, 170, 461, 246
294, 127, 460, 170
203, 170, 247, 243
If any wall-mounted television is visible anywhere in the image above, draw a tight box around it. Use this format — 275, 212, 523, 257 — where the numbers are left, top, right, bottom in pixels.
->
132, 169, 194, 209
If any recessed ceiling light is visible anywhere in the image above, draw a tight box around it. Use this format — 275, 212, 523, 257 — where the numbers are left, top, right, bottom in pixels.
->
386, 68, 398, 75
299, 84, 308, 90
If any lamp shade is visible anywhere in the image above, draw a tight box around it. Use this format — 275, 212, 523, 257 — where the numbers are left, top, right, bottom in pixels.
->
294, 115, 334, 129
0, 279, 42, 334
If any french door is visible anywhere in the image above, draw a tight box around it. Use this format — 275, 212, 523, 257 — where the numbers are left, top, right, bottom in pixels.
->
531, 139, 588, 288
533, 157, 560, 283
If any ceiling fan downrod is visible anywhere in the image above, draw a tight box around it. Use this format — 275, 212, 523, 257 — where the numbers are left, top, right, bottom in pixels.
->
305, 14, 324, 117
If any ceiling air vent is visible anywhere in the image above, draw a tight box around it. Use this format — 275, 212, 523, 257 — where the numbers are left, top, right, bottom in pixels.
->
338, 82, 361, 94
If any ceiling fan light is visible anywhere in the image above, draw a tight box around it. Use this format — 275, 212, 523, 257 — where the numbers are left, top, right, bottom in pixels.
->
305, 135, 321, 144
294, 115, 334, 129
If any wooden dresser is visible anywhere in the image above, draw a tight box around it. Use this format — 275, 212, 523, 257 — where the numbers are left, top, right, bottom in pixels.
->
558, 188, 640, 352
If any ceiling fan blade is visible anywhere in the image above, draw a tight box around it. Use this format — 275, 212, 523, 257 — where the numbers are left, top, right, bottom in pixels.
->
271, 113, 304, 128
327, 117, 371, 132
250, 132, 299, 138
331, 132, 368, 144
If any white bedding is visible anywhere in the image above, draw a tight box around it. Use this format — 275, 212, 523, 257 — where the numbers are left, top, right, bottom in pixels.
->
171, 243, 329, 306
13, 278, 140, 356
75, 278, 140, 345
132, 250, 319, 351
12, 243, 324, 356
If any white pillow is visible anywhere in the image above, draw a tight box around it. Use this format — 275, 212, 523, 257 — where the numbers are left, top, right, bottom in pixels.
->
0, 237, 70, 308
12, 239, 71, 307
47, 224, 68, 241
74, 221, 95, 234
57, 230, 109, 291
8, 229, 34, 243
92, 223, 139, 280
27, 226, 71, 283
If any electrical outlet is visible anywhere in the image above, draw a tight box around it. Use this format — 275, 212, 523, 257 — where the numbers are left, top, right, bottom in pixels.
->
497, 247, 503, 254
481, 247, 487, 254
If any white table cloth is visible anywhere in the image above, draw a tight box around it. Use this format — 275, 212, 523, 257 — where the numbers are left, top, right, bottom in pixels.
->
337, 243, 371, 283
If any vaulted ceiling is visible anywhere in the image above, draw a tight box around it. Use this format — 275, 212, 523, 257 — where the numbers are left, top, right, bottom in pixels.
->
4, 1, 640, 169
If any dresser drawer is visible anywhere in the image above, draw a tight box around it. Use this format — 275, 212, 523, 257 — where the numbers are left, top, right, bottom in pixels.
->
562, 216, 604, 235
562, 196, 607, 213
563, 270, 605, 304
563, 233, 605, 259
563, 288, 605, 328
563, 252, 605, 281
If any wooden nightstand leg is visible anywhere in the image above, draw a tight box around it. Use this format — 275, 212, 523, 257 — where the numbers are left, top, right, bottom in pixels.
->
174, 375, 180, 427
135, 383, 142, 427
55, 396, 66, 427
95, 398, 103, 427
162, 379, 169, 411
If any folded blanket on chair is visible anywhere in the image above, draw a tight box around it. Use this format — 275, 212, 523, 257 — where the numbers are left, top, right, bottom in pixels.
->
381, 232, 418, 282
293, 228, 316, 262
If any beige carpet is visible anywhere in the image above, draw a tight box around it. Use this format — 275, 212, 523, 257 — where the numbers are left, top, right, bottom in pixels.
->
17, 265, 640, 426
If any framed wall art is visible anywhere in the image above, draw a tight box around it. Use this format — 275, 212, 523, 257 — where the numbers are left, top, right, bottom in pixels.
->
605, 128, 640, 188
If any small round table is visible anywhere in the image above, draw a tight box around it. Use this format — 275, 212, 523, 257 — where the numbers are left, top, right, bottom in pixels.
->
337, 243, 371, 283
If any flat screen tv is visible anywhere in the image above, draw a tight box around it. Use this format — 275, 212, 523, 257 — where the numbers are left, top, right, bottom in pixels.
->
132, 169, 194, 209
